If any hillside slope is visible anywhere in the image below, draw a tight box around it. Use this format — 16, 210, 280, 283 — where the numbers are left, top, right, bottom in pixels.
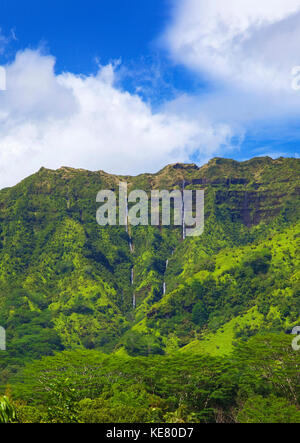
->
0, 156, 299, 383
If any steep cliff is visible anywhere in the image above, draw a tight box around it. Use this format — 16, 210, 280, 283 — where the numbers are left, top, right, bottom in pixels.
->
0, 157, 299, 381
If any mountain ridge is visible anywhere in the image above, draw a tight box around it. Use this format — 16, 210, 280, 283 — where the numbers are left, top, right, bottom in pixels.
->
3, 155, 298, 192
0, 156, 299, 386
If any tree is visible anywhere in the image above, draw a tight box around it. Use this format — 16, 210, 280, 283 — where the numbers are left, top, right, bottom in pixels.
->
233, 333, 300, 404
237, 395, 300, 423
192, 301, 208, 327
45, 378, 79, 423
124, 331, 165, 356
0, 396, 17, 423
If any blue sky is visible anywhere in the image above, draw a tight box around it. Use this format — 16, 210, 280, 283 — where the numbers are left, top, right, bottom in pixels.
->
1, 0, 168, 74
0, 0, 299, 187
0, 0, 203, 100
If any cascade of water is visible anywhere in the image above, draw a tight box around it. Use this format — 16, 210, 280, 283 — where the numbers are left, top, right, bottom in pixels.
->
131, 268, 136, 308
162, 259, 169, 296
125, 200, 128, 234
125, 199, 134, 253
131, 268, 134, 285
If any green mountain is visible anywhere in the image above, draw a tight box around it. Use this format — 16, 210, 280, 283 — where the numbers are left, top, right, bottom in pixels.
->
0, 156, 299, 423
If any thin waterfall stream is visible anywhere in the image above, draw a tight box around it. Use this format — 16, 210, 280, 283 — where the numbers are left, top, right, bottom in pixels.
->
163, 259, 169, 295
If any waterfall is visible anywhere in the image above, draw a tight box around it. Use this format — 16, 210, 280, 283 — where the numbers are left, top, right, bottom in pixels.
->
125, 198, 134, 253
131, 267, 134, 285
163, 259, 169, 295
125, 199, 128, 234
131, 268, 136, 308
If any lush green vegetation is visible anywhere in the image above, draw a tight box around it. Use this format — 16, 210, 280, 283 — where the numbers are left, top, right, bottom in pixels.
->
0, 157, 299, 422
6, 334, 300, 423
0, 396, 17, 423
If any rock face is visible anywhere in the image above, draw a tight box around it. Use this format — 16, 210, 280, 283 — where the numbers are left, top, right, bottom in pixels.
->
0, 156, 299, 365
159, 157, 299, 227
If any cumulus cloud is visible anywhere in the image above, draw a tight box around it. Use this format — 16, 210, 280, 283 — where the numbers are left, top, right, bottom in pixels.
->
161, 0, 300, 158
2, 2, 299, 189
0, 49, 233, 188
165, 0, 300, 91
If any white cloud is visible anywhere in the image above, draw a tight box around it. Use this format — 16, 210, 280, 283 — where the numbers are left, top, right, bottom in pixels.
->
0, 49, 233, 188
3, 2, 299, 189
165, 0, 300, 91
161, 0, 300, 159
